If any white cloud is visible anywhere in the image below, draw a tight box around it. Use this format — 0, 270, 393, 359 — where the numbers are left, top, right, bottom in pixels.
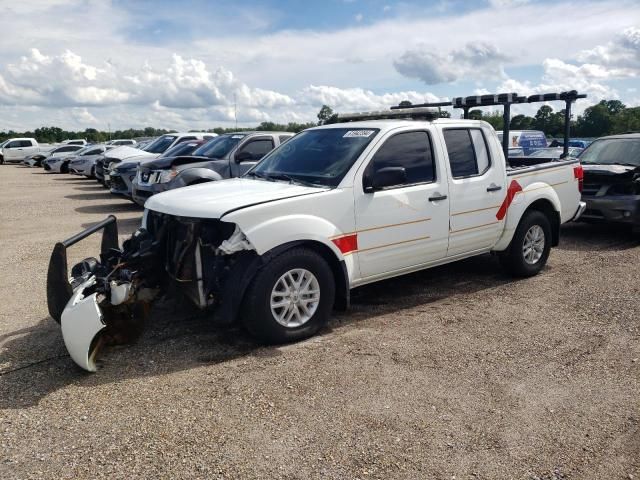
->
488, 0, 529, 7
576, 27, 640, 74
0, 49, 293, 113
0, 0, 638, 130
355, 13, 363, 22
299, 85, 441, 111
394, 42, 509, 84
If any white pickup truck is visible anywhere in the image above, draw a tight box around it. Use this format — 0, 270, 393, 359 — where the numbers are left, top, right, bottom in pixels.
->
0, 137, 41, 164
47, 108, 585, 371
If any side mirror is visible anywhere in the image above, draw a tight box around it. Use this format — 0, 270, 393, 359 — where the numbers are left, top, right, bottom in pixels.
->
363, 166, 407, 192
235, 151, 253, 163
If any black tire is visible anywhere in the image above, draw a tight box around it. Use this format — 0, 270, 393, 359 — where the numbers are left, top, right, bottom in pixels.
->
61, 161, 69, 174
0, 156, 4, 165
241, 248, 335, 344
500, 210, 552, 277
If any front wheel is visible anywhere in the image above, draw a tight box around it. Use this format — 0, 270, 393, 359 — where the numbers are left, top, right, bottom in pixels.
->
499, 210, 552, 277
241, 248, 335, 344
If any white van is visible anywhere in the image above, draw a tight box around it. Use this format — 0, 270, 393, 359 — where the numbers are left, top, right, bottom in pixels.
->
496, 130, 547, 155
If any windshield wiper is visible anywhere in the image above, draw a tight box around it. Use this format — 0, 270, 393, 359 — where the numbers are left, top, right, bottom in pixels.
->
267, 173, 323, 187
245, 171, 272, 181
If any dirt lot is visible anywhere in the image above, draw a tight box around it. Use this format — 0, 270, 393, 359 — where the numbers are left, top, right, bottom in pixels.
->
0, 164, 639, 479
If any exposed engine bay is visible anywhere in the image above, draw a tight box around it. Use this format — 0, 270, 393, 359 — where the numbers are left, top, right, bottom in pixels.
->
47, 212, 256, 371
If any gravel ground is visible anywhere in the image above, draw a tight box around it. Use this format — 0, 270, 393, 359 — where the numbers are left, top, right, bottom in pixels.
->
1, 164, 639, 479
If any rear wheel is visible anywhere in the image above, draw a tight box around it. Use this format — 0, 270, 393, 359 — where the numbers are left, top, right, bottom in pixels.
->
499, 210, 552, 277
241, 248, 335, 344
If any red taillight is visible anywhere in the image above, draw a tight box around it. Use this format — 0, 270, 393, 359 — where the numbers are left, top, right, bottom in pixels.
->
573, 165, 584, 193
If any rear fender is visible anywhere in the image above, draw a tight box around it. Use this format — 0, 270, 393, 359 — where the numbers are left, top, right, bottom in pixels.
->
492, 183, 561, 252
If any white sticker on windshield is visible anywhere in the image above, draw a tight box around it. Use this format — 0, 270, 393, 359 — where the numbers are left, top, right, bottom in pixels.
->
343, 130, 375, 138
231, 135, 245, 139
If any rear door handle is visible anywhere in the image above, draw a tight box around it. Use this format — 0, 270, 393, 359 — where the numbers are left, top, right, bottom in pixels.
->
486, 185, 502, 192
428, 194, 447, 202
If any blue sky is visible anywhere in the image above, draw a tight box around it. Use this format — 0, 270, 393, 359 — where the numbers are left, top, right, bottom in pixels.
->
0, 0, 638, 130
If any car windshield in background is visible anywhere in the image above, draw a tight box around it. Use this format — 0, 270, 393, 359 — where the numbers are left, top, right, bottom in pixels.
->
248, 128, 380, 187
160, 141, 201, 158
73, 145, 96, 155
193, 134, 244, 158
144, 135, 177, 154
579, 138, 640, 166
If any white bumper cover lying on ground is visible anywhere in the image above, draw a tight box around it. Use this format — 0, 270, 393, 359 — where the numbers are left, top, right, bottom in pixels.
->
60, 277, 106, 372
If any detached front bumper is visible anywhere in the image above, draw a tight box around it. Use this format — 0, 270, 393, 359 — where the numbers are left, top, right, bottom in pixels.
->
581, 195, 640, 225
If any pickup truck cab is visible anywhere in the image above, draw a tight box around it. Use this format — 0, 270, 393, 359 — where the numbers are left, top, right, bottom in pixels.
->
0, 138, 39, 164
47, 113, 585, 371
131, 131, 293, 206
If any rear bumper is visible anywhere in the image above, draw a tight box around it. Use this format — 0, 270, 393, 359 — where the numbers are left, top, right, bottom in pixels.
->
570, 201, 587, 222
581, 195, 640, 225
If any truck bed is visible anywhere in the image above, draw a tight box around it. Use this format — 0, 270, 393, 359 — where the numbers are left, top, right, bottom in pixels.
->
506, 156, 579, 175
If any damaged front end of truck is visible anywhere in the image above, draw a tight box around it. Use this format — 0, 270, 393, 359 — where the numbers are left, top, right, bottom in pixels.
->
47, 212, 257, 372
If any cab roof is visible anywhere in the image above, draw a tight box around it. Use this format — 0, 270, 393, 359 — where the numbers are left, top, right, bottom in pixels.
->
311, 118, 488, 133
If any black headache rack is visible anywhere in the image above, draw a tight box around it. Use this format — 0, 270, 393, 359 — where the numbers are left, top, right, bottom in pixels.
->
47, 216, 119, 322
388, 90, 586, 161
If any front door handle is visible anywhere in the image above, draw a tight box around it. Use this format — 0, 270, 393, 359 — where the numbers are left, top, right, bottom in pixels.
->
428, 194, 447, 202
486, 184, 502, 192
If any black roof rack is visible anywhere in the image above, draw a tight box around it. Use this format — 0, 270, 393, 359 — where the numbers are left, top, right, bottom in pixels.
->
391, 90, 587, 160
337, 107, 441, 122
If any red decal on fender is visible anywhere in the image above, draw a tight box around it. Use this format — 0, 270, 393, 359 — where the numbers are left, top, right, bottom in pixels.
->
332, 234, 358, 254
496, 180, 523, 220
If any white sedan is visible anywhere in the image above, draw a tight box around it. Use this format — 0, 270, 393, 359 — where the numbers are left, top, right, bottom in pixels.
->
68, 145, 115, 177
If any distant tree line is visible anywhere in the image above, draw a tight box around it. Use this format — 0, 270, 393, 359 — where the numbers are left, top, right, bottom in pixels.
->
2, 100, 638, 143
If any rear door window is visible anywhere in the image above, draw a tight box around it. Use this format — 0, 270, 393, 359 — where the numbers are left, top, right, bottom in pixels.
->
443, 128, 491, 178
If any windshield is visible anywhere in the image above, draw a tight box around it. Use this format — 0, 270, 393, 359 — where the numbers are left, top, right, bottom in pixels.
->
143, 135, 177, 154
579, 138, 640, 166
249, 127, 380, 187
160, 141, 201, 158
193, 134, 244, 158
72, 145, 96, 155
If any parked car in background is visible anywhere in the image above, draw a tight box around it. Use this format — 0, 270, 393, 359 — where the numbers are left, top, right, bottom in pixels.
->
62, 139, 87, 146
106, 139, 137, 146
0, 138, 40, 164
109, 138, 213, 197
43, 144, 95, 173
131, 132, 293, 206
68, 145, 116, 177
23, 144, 84, 167
95, 133, 216, 186
579, 133, 640, 228
497, 130, 547, 155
